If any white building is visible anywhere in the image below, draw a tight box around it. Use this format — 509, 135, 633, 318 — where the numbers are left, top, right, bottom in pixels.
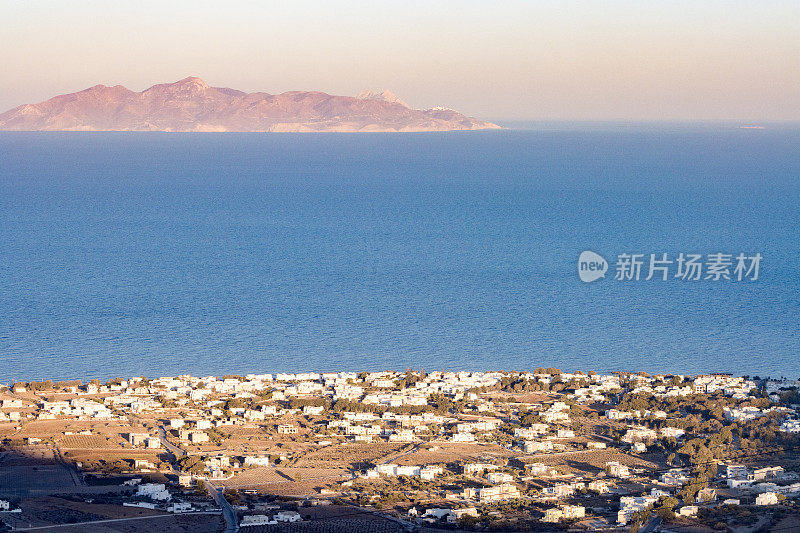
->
622, 426, 657, 443
756, 492, 779, 506
780, 419, 800, 433
514, 425, 548, 439
168, 502, 193, 513
605, 461, 630, 479
244, 456, 271, 467
240, 515, 270, 527
678, 505, 698, 517
486, 472, 514, 484
303, 405, 324, 416
588, 480, 610, 494
727, 464, 749, 479
660, 426, 685, 438
543, 505, 585, 522
463, 463, 498, 475
276, 510, 302, 522
475, 484, 520, 503
136, 483, 171, 501
618, 495, 657, 525
522, 440, 554, 453
661, 469, 690, 486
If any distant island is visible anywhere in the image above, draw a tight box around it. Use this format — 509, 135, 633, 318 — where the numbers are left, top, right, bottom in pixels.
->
0, 77, 500, 132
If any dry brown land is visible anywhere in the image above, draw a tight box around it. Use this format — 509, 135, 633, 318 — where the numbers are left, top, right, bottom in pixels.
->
0, 449, 78, 495
242, 505, 405, 533
519, 448, 660, 472
289, 442, 408, 469
391, 442, 515, 466
9, 419, 131, 448
221, 465, 350, 496
4, 506, 224, 532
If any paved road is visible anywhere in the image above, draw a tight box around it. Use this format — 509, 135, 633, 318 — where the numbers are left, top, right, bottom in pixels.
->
157, 425, 186, 459
124, 414, 185, 461
206, 479, 239, 533
638, 514, 661, 533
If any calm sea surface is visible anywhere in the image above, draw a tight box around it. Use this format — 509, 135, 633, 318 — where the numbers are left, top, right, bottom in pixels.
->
1, 127, 798, 382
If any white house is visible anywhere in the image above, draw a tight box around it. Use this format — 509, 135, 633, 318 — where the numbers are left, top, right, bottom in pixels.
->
727, 464, 749, 479
544, 505, 585, 522
137, 483, 171, 501
244, 456, 271, 467
240, 515, 272, 526
486, 472, 514, 484
276, 510, 302, 522
451, 432, 475, 443
168, 502, 193, 513
756, 492, 779, 506
605, 461, 630, 479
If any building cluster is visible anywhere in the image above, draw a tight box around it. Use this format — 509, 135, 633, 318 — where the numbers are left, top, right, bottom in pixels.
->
2, 370, 800, 530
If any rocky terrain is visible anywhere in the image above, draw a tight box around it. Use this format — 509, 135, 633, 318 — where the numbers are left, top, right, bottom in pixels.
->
0, 77, 500, 132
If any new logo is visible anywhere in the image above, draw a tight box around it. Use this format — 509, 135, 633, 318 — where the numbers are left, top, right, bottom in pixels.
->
578, 251, 608, 282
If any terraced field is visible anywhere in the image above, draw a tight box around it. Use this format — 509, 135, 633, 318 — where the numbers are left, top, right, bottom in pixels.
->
223, 465, 349, 486
242, 506, 405, 532
242, 518, 403, 533
520, 449, 660, 473
57, 435, 121, 449
1, 499, 224, 533
391, 442, 515, 466
288, 442, 408, 469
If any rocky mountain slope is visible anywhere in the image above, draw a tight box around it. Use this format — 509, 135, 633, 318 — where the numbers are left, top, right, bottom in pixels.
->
0, 77, 500, 132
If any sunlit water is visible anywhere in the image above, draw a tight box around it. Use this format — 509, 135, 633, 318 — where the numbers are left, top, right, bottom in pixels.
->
1, 127, 798, 381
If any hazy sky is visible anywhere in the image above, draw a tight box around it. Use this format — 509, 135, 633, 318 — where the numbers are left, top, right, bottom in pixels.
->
1, 1, 798, 121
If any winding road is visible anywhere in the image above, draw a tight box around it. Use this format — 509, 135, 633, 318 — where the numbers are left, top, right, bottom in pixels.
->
206, 479, 239, 533
157, 425, 186, 460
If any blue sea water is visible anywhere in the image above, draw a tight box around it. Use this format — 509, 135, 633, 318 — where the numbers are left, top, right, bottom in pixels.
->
1, 127, 798, 382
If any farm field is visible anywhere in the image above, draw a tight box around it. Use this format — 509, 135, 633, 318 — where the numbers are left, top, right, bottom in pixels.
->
389, 442, 516, 466
519, 448, 661, 473
2, 499, 225, 532
288, 442, 409, 470
221, 465, 350, 496
56, 434, 122, 449
0, 449, 79, 497
7, 419, 132, 447
241, 505, 405, 533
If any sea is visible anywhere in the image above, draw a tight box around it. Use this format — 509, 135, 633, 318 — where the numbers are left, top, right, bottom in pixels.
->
1, 125, 798, 382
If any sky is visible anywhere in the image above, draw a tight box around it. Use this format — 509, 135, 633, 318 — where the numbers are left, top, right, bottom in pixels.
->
1, 1, 798, 121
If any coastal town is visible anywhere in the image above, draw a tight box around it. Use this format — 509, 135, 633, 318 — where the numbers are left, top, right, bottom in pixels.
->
1, 369, 799, 532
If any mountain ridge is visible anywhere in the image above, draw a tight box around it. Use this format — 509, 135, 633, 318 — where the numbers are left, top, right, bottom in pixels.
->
0, 77, 500, 132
